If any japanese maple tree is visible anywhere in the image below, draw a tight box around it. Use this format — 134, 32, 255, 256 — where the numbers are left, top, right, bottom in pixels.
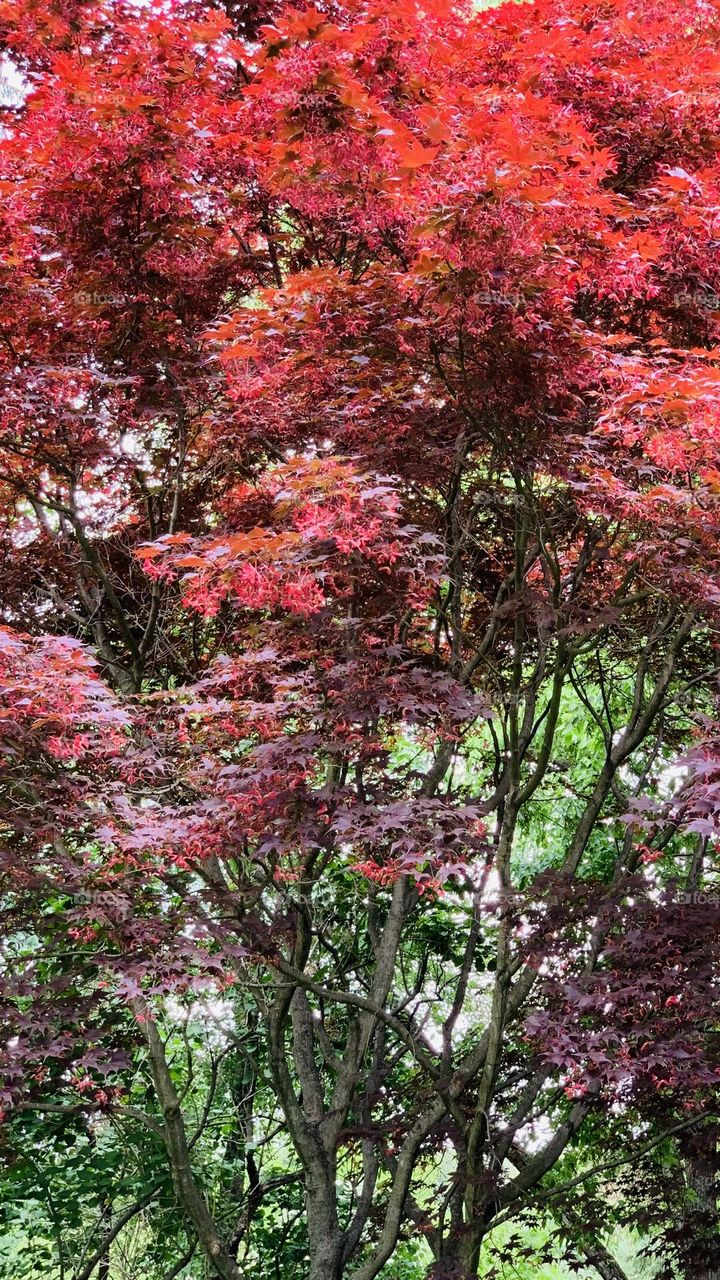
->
2, 0, 720, 1277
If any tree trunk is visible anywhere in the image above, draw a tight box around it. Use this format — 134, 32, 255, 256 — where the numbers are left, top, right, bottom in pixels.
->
688, 1156, 720, 1280
306, 1177, 344, 1280
134, 1001, 244, 1280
